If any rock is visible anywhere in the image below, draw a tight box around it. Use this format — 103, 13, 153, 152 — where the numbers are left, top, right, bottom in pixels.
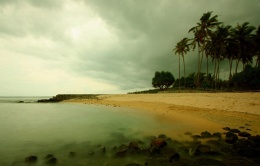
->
248, 135, 260, 148
194, 158, 225, 166
158, 134, 167, 139
44, 154, 54, 160
171, 158, 193, 166
201, 131, 211, 138
225, 157, 258, 166
195, 145, 211, 155
225, 132, 238, 144
46, 157, 57, 165
125, 163, 142, 166
69, 151, 76, 157
212, 132, 222, 138
129, 141, 139, 150
116, 148, 127, 157
24, 155, 37, 164
150, 138, 167, 149
222, 127, 231, 131
169, 152, 180, 163
99, 146, 106, 153
238, 132, 251, 137
230, 129, 240, 133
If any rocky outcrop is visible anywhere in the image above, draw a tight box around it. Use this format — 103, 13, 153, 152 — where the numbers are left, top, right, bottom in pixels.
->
38, 94, 99, 103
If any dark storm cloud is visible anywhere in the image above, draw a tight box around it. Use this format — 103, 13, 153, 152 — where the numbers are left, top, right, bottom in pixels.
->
0, 0, 259, 94
77, 0, 260, 90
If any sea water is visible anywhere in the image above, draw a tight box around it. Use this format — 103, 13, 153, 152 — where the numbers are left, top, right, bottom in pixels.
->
0, 97, 181, 166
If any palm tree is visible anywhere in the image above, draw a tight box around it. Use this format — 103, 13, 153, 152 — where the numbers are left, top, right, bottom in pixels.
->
254, 26, 260, 67
208, 25, 231, 88
189, 11, 221, 87
230, 22, 256, 73
173, 38, 190, 88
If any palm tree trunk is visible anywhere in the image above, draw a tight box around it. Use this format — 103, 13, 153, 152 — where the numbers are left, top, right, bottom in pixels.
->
197, 42, 200, 88
182, 54, 186, 87
179, 54, 180, 90
229, 58, 233, 80
206, 55, 209, 77
235, 59, 240, 74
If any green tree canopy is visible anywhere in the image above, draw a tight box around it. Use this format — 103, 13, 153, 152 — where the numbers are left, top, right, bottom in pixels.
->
152, 71, 175, 90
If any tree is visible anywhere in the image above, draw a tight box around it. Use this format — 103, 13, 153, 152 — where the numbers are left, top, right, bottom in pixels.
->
189, 11, 221, 87
230, 22, 256, 73
152, 71, 175, 90
173, 37, 190, 88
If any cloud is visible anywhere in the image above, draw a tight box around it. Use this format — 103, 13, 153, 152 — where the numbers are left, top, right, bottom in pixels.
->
0, 0, 259, 95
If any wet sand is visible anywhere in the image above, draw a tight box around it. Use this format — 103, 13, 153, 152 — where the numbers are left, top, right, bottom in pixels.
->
65, 93, 260, 137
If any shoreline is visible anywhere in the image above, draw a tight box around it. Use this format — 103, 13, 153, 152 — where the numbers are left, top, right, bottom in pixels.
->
64, 93, 260, 137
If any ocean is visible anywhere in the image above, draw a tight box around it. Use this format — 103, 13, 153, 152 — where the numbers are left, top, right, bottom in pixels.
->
0, 96, 176, 166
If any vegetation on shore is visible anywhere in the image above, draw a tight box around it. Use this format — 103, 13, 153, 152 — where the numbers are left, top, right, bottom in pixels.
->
142, 11, 260, 94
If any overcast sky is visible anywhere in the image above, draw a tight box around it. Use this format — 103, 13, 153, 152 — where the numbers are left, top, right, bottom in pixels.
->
0, 0, 259, 96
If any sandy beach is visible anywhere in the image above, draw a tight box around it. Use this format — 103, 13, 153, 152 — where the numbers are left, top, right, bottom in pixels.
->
66, 93, 260, 138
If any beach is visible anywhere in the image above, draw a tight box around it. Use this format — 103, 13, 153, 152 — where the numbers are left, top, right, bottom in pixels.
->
66, 92, 260, 137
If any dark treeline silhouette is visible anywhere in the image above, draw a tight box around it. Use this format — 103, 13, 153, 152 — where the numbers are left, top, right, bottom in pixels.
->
173, 11, 260, 91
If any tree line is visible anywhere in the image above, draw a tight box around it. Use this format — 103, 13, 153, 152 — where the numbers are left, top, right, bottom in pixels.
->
152, 11, 260, 91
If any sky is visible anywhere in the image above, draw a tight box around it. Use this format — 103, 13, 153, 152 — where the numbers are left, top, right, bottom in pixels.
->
0, 0, 259, 96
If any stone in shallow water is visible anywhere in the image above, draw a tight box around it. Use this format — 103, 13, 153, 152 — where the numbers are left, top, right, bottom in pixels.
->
46, 157, 57, 165
201, 131, 211, 138
229, 129, 240, 133
225, 132, 238, 144
225, 157, 258, 166
222, 127, 231, 131
212, 132, 222, 138
238, 131, 251, 137
194, 158, 225, 166
24, 155, 37, 164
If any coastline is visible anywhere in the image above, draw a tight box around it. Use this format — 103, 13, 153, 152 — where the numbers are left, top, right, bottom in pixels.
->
64, 93, 260, 137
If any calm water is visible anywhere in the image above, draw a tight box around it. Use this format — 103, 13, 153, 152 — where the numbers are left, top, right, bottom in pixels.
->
0, 97, 183, 165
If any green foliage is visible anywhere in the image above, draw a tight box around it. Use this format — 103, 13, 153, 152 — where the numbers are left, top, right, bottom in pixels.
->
231, 65, 260, 90
152, 71, 175, 90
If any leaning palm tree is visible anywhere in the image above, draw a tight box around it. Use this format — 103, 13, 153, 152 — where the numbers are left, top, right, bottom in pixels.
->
230, 22, 256, 73
254, 26, 260, 67
189, 11, 221, 87
208, 25, 231, 88
173, 38, 190, 88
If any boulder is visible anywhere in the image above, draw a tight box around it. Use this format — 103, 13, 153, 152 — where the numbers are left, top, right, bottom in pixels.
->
24, 155, 37, 164
150, 138, 167, 149
225, 132, 238, 144
201, 131, 211, 138
238, 132, 251, 137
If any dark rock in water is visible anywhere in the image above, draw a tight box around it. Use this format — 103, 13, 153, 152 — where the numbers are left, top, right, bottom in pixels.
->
169, 152, 180, 163
225, 157, 258, 166
128, 141, 140, 153
195, 145, 211, 155
171, 158, 193, 166
194, 158, 225, 166
150, 138, 167, 149
230, 129, 240, 133
18, 101, 24, 103
248, 135, 260, 148
69, 151, 76, 157
125, 163, 142, 166
145, 157, 170, 166
99, 146, 106, 153
225, 132, 238, 144
116, 148, 127, 157
24, 155, 37, 163
222, 127, 231, 131
192, 135, 201, 140
201, 131, 211, 138
158, 134, 167, 139
212, 132, 222, 138
238, 131, 251, 137
44, 154, 54, 160
46, 157, 57, 165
